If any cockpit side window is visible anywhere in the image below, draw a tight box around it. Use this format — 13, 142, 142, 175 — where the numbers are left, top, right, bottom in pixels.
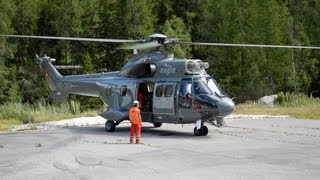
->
178, 83, 192, 108
179, 83, 192, 97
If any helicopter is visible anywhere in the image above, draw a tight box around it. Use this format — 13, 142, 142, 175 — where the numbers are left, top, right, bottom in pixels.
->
1, 33, 320, 136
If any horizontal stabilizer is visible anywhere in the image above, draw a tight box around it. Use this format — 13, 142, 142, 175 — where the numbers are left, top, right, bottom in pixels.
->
54, 65, 82, 69
49, 91, 69, 102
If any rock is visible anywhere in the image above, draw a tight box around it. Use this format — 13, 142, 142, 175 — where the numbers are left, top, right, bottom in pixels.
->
258, 95, 278, 107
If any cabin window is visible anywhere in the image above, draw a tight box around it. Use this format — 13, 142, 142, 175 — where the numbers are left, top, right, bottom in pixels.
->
165, 85, 173, 97
120, 85, 127, 96
155, 85, 164, 97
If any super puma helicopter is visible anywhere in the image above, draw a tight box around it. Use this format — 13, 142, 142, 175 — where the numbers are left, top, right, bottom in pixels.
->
1, 34, 320, 136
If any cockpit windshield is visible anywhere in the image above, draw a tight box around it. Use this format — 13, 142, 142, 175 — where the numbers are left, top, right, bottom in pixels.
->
193, 81, 212, 95
206, 78, 225, 96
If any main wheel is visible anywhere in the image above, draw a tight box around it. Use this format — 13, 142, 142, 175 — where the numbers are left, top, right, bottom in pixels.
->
153, 122, 162, 128
193, 127, 202, 136
105, 120, 116, 132
201, 125, 208, 136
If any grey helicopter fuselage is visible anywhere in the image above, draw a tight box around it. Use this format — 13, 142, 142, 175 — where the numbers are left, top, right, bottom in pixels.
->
3, 32, 320, 136
38, 50, 234, 135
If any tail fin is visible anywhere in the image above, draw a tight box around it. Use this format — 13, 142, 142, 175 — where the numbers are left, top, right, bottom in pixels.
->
36, 55, 63, 93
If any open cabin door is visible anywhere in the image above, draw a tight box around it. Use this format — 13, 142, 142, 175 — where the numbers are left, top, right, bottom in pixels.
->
153, 82, 175, 114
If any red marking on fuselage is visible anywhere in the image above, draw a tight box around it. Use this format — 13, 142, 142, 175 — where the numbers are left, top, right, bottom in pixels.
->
44, 72, 49, 78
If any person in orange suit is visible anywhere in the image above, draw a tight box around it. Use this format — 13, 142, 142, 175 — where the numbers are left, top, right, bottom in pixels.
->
129, 100, 142, 144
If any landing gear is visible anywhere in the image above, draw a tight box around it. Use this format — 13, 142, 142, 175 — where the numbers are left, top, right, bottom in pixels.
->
153, 122, 162, 128
105, 120, 116, 132
194, 120, 208, 136
193, 126, 208, 136
202, 126, 208, 135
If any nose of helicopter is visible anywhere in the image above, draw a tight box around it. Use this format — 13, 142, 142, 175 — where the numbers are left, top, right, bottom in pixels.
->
218, 97, 235, 117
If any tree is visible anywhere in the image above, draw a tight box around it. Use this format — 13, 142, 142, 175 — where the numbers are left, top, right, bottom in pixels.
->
293, 0, 320, 96
12, 0, 40, 65
160, 16, 191, 58
0, 0, 16, 59
202, 0, 294, 102
153, 0, 173, 30
82, 52, 93, 74
118, 0, 155, 38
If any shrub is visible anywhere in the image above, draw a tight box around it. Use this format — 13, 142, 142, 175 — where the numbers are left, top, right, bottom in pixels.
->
275, 92, 320, 106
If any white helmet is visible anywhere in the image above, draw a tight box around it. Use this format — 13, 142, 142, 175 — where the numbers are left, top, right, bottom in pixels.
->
133, 100, 140, 104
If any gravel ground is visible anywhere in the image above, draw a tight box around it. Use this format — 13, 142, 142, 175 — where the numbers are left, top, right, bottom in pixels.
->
0, 115, 319, 180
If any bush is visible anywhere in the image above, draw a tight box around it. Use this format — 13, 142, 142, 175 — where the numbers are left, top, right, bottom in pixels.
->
0, 100, 82, 124
69, 100, 80, 115
275, 92, 320, 106
19, 111, 35, 124
0, 102, 35, 124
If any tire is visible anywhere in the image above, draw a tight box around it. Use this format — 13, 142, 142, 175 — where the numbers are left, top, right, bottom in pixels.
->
105, 121, 116, 132
193, 127, 202, 136
153, 122, 162, 128
201, 126, 208, 136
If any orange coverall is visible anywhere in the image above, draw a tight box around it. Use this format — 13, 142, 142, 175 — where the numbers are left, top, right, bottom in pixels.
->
129, 106, 142, 143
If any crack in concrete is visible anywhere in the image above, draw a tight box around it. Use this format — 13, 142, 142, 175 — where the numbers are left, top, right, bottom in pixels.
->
75, 157, 103, 166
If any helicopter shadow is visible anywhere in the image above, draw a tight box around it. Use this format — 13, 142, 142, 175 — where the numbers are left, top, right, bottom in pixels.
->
64, 124, 209, 139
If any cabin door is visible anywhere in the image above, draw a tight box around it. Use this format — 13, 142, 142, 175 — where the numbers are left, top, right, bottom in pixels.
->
153, 82, 175, 114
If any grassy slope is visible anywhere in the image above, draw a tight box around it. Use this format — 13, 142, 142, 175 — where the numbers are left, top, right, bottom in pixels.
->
235, 103, 320, 120
0, 101, 99, 131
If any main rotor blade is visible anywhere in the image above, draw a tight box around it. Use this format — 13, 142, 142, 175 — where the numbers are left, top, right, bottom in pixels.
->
0, 34, 141, 43
118, 41, 161, 50
180, 41, 320, 50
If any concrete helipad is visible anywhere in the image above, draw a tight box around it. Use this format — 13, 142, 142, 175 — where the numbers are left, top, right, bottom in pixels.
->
0, 117, 320, 180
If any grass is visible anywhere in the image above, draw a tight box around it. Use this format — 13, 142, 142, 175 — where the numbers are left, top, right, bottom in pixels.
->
0, 99, 99, 131
235, 93, 320, 120
235, 103, 320, 120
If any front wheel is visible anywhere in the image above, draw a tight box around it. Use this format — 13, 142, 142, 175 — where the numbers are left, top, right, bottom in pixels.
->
194, 127, 202, 136
201, 126, 208, 136
193, 126, 208, 136
105, 120, 116, 132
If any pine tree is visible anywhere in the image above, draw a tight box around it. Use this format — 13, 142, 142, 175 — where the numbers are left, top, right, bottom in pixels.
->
153, 0, 173, 30
82, 52, 93, 74
292, 0, 320, 96
160, 16, 191, 58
